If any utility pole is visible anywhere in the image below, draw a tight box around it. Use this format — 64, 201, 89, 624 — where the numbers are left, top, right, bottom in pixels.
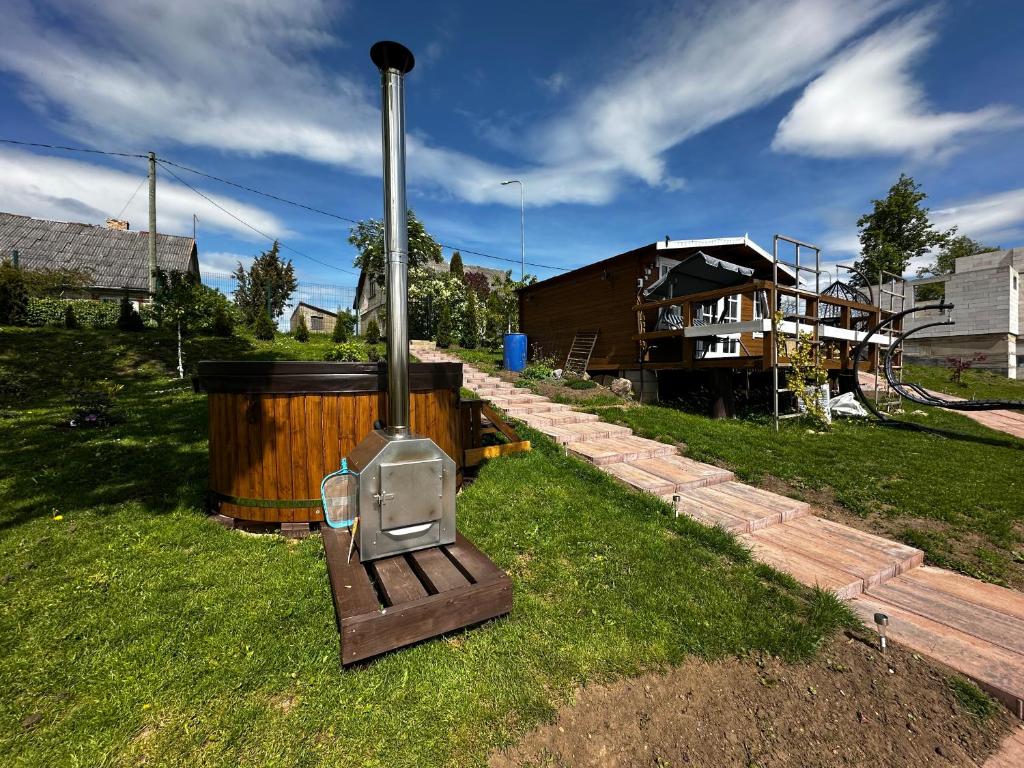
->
148, 152, 157, 297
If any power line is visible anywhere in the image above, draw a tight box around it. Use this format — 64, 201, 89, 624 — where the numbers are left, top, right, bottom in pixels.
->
114, 175, 148, 220
156, 160, 359, 277
3, 137, 574, 275
0, 138, 147, 159
158, 155, 571, 273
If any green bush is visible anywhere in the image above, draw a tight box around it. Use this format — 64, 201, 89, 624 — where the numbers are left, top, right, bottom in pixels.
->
565, 378, 598, 390
365, 318, 381, 345
324, 341, 367, 362
0, 261, 29, 325
294, 315, 309, 343
117, 295, 145, 332
25, 298, 120, 328
209, 303, 235, 337
252, 310, 275, 340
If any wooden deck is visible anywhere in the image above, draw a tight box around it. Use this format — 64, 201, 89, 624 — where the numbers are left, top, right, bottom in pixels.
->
322, 528, 512, 665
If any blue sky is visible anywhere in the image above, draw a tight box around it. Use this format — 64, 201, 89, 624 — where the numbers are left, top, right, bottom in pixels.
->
1, 0, 1022, 289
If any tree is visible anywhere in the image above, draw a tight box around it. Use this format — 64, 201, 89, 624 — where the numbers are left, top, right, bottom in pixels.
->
364, 318, 381, 345
851, 174, 954, 286
449, 250, 465, 281
332, 309, 354, 342
252, 309, 276, 341
294, 314, 309, 342
22, 267, 92, 298
153, 269, 207, 378
63, 303, 79, 330
0, 260, 29, 325
917, 235, 998, 278
232, 242, 297, 326
348, 210, 442, 290
461, 290, 479, 349
436, 300, 453, 348
117, 293, 144, 331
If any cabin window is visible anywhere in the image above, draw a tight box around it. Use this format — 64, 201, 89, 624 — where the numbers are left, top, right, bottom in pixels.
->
696, 294, 741, 357
310, 315, 324, 331
752, 291, 765, 338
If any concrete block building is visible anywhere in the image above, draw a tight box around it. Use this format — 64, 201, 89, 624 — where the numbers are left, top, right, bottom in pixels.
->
904, 247, 1021, 378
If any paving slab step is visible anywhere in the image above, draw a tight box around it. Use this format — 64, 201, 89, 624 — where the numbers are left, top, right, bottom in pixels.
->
535, 421, 633, 445
602, 461, 676, 496
738, 516, 922, 596
743, 535, 865, 599
629, 455, 734, 491
851, 591, 1024, 718
672, 482, 809, 534
567, 436, 676, 466
514, 411, 600, 427
502, 403, 565, 416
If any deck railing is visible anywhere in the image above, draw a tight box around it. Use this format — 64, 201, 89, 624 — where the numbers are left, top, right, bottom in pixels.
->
632, 279, 895, 371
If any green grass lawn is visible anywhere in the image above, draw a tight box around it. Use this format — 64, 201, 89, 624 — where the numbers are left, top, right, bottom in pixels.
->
903, 362, 1024, 404
0, 327, 851, 767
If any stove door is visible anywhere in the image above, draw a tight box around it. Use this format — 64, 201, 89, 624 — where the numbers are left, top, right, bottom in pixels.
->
379, 458, 443, 532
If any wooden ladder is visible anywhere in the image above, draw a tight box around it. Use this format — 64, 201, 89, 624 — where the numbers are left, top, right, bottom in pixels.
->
564, 330, 599, 377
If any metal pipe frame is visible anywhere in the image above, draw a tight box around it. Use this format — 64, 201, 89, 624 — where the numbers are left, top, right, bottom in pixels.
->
372, 41, 415, 436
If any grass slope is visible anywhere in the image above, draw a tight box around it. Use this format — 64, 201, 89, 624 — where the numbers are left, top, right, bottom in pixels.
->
903, 362, 1024, 404
0, 328, 849, 767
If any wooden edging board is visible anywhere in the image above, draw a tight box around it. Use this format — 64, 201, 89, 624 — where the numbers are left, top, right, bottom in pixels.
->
322, 528, 512, 665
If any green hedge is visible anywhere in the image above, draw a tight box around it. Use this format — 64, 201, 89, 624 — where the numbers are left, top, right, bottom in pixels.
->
26, 298, 121, 328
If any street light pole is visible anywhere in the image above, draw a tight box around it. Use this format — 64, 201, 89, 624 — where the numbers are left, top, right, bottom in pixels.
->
501, 179, 525, 280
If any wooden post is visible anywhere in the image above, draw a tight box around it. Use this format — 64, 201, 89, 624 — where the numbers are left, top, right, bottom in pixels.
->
681, 301, 694, 368
710, 369, 734, 419
148, 152, 157, 297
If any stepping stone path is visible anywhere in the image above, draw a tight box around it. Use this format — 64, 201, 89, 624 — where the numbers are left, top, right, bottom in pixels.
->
413, 342, 1024, 719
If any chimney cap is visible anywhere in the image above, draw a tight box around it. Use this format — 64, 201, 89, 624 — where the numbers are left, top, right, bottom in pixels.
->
370, 41, 415, 75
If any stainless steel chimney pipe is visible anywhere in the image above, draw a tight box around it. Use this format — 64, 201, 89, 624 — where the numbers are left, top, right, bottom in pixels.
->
371, 41, 415, 437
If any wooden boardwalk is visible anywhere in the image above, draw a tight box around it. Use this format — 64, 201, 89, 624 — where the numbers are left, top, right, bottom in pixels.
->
416, 342, 1024, 718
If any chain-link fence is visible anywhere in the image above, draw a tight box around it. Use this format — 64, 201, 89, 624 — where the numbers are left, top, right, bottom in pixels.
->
202, 271, 357, 329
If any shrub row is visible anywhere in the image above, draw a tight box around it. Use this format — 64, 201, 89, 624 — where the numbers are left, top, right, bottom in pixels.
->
25, 298, 122, 328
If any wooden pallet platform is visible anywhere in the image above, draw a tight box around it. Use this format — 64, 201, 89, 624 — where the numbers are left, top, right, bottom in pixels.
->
322, 528, 512, 665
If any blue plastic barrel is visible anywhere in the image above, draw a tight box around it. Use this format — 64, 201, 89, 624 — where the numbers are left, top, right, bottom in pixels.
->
503, 333, 527, 372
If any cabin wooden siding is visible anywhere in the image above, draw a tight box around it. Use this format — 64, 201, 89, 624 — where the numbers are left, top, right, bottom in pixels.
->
519, 246, 656, 369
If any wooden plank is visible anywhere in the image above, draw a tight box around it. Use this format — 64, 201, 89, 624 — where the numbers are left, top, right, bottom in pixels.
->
372, 556, 429, 606
446, 533, 505, 584
480, 403, 522, 442
341, 576, 512, 665
409, 547, 470, 593
322, 527, 380, 620
465, 442, 531, 465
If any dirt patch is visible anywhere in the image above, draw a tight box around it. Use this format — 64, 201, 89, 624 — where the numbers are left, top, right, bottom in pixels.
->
489, 632, 1013, 768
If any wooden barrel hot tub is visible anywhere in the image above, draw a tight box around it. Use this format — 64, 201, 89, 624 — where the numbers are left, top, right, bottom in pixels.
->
194, 361, 463, 526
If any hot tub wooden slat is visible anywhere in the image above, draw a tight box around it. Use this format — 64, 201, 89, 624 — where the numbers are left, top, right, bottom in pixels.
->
199, 363, 464, 525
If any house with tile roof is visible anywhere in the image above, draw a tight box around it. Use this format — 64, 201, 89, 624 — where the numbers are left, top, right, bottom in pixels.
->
0, 212, 199, 303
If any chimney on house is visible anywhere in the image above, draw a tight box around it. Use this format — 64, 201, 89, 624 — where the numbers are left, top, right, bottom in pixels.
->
105, 218, 130, 231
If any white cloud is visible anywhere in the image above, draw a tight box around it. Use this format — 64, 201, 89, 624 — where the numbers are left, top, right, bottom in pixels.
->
0, 0, 893, 208
931, 188, 1024, 244
773, 10, 1020, 158
539, 72, 568, 95
200, 251, 252, 276
0, 148, 290, 241
819, 186, 1024, 276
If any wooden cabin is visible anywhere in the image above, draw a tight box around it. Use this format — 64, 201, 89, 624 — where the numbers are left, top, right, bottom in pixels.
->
518, 236, 896, 403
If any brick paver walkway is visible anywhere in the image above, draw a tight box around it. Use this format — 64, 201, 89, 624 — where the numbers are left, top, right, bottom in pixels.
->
417, 342, 1024, 718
